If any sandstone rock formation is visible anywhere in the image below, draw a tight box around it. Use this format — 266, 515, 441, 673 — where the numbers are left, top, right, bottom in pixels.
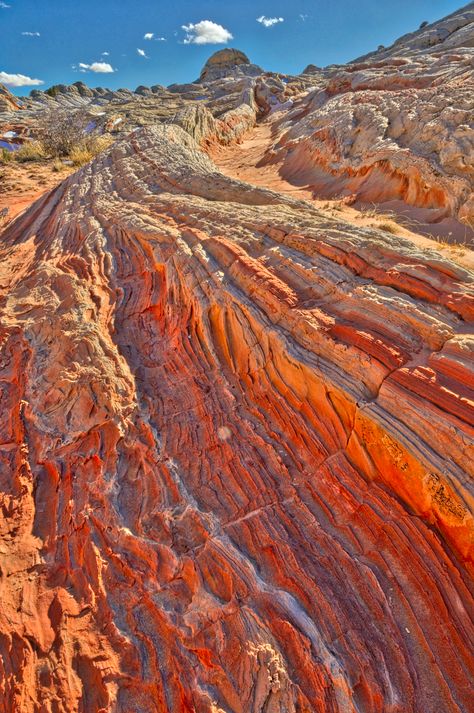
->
356, 2, 474, 59
0, 83, 21, 112
0, 119, 473, 712
0, 5, 473, 712
199, 48, 258, 82
261, 3, 474, 237
0, 49, 310, 144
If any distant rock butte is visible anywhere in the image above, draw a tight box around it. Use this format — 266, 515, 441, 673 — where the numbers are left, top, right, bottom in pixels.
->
301, 64, 321, 74
199, 48, 263, 82
202, 48, 251, 70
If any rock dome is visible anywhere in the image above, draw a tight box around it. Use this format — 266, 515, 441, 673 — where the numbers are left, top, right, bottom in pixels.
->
201, 48, 250, 72
199, 48, 262, 82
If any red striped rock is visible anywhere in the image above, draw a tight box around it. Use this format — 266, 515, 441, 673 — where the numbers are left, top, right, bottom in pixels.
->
0, 124, 472, 712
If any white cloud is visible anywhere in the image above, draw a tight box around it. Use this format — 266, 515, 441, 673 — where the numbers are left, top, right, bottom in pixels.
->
137, 48, 148, 58
101, 51, 110, 56
144, 33, 166, 41
22, 31, 41, 37
182, 20, 233, 45
78, 61, 115, 73
0, 2, 11, 8
0, 70, 44, 86
257, 16, 284, 28
299, 14, 309, 22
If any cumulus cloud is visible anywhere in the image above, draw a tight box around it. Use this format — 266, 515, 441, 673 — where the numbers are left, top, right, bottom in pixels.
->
21, 31, 40, 37
257, 16, 284, 28
0, 70, 43, 86
182, 20, 232, 45
78, 61, 115, 73
137, 48, 148, 58
101, 51, 110, 56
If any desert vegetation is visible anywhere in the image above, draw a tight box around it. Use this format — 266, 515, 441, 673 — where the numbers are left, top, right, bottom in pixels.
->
1, 110, 113, 167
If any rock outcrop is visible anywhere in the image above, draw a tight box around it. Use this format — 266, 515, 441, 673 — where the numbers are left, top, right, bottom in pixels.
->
199, 48, 262, 82
264, 4, 474, 234
355, 2, 474, 59
0, 123, 473, 712
201, 48, 250, 72
0, 83, 21, 112
0, 5, 473, 712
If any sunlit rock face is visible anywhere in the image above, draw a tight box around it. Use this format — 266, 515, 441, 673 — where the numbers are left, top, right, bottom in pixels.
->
199, 48, 263, 83
0, 83, 21, 112
0, 122, 473, 712
200, 48, 251, 73
268, 5, 474, 231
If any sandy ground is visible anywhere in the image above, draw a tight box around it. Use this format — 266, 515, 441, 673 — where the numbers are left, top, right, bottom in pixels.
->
211, 121, 474, 270
0, 161, 73, 225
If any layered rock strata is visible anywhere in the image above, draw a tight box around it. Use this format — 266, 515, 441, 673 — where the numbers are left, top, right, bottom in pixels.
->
0, 125, 473, 712
269, 4, 474, 230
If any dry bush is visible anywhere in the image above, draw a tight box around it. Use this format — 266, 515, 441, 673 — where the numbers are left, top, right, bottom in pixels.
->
18, 109, 115, 167
69, 136, 114, 166
38, 109, 91, 157
51, 159, 67, 173
359, 204, 411, 234
0, 148, 13, 164
14, 141, 47, 162
37, 109, 114, 164
376, 221, 400, 234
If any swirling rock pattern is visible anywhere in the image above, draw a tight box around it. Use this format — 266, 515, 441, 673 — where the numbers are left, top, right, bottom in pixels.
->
0, 124, 473, 712
267, 5, 474, 233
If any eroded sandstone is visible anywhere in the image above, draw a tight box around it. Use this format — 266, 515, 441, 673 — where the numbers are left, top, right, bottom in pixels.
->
0, 123, 473, 712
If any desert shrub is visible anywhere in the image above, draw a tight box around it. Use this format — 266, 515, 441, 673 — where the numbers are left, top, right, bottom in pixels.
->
68, 145, 94, 167
32, 110, 114, 165
360, 205, 412, 232
419, 21, 429, 29
0, 148, 13, 164
376, 221, 400, 234
51, 159, 67, 172
14, 141, 47, 162
38, 109, 91, 157
69, 135, 114, 166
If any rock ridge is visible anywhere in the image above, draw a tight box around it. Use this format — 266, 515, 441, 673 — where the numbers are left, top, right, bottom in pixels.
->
0, 124, 472, 711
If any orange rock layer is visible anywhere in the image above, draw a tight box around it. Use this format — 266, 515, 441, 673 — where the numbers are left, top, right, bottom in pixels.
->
0, 126, 473, 712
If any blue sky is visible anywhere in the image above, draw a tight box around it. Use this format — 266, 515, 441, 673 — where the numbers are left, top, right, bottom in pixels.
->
0, 0, 467, 94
